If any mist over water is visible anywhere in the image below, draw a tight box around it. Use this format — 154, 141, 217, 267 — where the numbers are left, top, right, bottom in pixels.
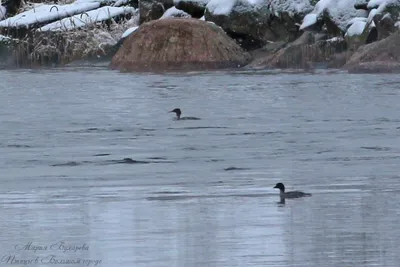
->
1, 67, 400, 266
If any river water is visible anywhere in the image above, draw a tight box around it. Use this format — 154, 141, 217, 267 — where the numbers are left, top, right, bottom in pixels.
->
1, 67, 400, 267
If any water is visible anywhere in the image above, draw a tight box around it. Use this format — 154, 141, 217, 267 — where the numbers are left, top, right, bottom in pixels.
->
1, 67, 400, 267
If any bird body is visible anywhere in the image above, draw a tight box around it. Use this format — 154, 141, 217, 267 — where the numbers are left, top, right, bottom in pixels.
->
169, 108, 200, 120
273, 182, 311, 202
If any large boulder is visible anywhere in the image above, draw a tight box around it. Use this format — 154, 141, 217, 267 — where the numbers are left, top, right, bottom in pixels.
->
203, 0, 313, 50
343, 32, 400, 73
204, 0, 273, 50
139, 0, 174, 24
110, 18, 252, 72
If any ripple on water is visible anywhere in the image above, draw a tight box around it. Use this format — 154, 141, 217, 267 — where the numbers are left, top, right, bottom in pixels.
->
50, 158, 175, 167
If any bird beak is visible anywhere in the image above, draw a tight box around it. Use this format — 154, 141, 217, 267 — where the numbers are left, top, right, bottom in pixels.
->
168, 110, 173, 113
273, 185, 278, 188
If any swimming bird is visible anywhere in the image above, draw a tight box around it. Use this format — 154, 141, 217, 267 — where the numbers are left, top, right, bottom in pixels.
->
169, 108, 200, 120
273, 182, 311, 201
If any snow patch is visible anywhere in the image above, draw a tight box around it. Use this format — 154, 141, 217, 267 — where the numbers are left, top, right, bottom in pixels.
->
0, 2, 101, 28
121, 25, 138, 38
0, 34, 11, 41
113, 0, 129, 7
38, 6, 135, 31
345, 19, 366, 36
368, 0, 400, 13
300, 0, 365, 32
327, 36, 344, 42
367, 8, 378, 23
206, 0, 236, 15
206, 0, 266, 15
160, 6, 191, 19
300, 13, 317, 29
367, 0, 388, 8
395, 20, 400, 27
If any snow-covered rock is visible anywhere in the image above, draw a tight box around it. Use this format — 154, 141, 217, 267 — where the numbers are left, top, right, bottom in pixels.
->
344, 12, 378, 49
270, 0, 314, 18
173, 0, 209, 18
369, 0, 400, 39
160, 6, 191, 19
300, 0, 367, 35
343, 32, 400, 73
205, 0, 305, 50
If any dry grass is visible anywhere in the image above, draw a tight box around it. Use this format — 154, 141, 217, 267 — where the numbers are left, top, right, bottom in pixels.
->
9, 13, 139, 67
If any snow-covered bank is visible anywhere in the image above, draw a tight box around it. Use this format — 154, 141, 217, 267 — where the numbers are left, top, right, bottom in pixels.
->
0, 0, 399, 72
0, 0, 138, 67
38, 6, 135, 31
0, 2, 101, 28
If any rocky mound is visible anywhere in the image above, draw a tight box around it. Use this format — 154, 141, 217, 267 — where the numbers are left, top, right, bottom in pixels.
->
110, 18, 252, 72
343, 33, 400, 73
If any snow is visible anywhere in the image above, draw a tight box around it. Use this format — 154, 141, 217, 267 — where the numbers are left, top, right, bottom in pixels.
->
38, 6, 135, 31
0, 5, 6, 21
0, 2, 101, 28
368, 0, 400, 13
113, 0, 129, 7
206, 0, 266, 15
395, 21, 400, 27
367, 0, 387, 8
0, 34, 11, 41
345, 19, 366, 36
160, 6, 191, 19
270, 0, 313, 16
367, 8, 377, 23
206, 0, 236, 15
300, 0, 365, 32
327, 36, 344, 42
200, 15, 205, 20
300, 13, 317, 29
121, 25, 138, 38
299, 0, 331, 30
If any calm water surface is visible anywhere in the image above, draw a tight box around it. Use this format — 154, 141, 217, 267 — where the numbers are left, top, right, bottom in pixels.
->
1, 67, 400, 267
